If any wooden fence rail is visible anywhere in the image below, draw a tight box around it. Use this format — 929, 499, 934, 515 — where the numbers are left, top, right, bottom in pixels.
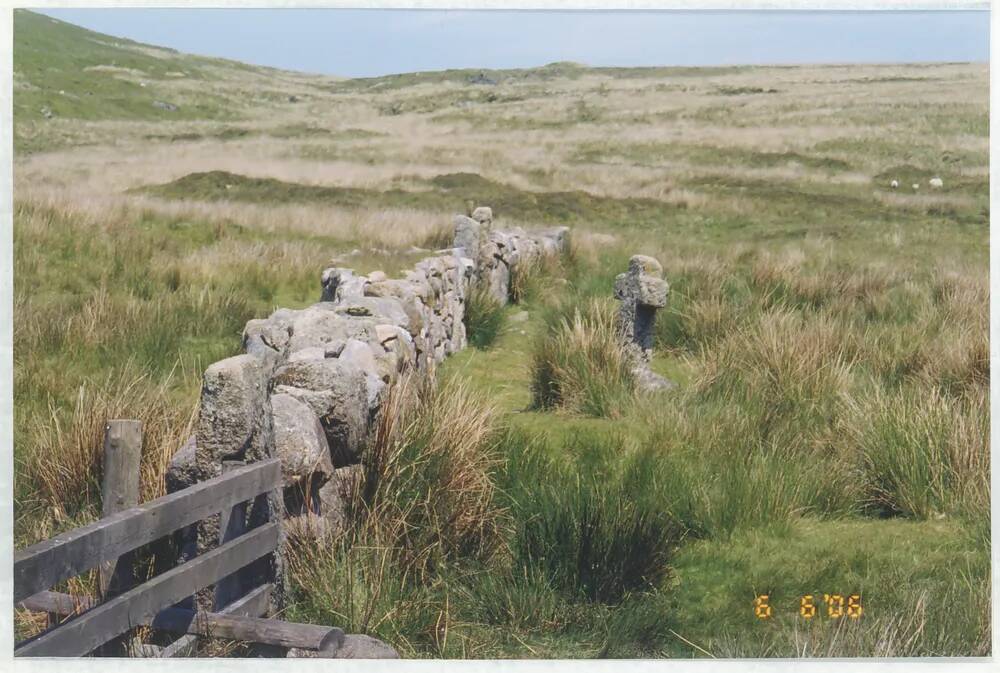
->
14, 458, 281, 605
21, 585, 350, 655
13, 420, 284, 658
16, 522, 280, 656
14, 420, 396, 659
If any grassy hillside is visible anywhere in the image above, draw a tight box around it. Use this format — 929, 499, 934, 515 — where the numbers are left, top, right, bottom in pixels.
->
12, 9, 989, 658
13, 9, 334, 152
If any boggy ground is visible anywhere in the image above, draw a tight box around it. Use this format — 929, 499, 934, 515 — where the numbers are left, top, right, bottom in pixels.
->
12, 10, 988, 657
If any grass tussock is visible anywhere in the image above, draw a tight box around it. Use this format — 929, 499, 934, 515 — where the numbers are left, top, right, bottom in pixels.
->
17, 365, 195, 543
463, 284, 506, 349
503, 430, 681, 603
361, 373, 507, 570
849, 386, 989, 520
695, 306, 854, 440
509, 250, 565, 304
530, 297, 635, 418
287, 373, 508, 654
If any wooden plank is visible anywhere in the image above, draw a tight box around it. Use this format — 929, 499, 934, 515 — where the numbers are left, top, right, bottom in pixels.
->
151, 609, 344, 651
17, 585, 336, 653
15, 522, 280, 657
99, 420, 142, 597
214, 460, 248, 609
19, 590, 97, 615
158, 584, 272, 658
14, 458, 281, 603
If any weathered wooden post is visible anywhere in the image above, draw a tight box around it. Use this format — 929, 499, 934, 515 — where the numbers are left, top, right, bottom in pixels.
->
99, 419, 142, 655
100, 420, 142, 595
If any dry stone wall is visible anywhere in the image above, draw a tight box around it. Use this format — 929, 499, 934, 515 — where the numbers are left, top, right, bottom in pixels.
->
166, 208, 568, 613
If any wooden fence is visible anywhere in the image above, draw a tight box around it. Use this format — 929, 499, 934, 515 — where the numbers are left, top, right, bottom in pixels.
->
13, 420, 351, 658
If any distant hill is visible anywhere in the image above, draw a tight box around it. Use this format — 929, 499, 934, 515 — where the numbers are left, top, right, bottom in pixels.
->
12, 10, 345, 153
330, 59, 745, 93
13, 9, 749, 127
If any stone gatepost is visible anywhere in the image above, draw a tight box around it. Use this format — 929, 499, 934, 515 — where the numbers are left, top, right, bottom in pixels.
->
614, 255, 674, 391
170, 354, 286, 616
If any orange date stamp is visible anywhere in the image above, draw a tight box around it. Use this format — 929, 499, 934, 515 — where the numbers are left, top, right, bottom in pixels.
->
753, 593, 863, 620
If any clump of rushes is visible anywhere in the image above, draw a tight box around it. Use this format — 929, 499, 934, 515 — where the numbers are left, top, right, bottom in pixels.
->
365, 377, 504, 565
509, 252, 558, 304
849, 385, 988, 520
19, 364, 194, 537
362, 372, 506, 573
502, 429, 680, 603
464, 284, 506, 349
509, 254, 538, 304
530, 297, 635, 418
286, 373, 507, 655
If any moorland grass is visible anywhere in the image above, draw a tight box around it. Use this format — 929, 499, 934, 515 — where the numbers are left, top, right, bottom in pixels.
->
12, 11, 989, 656
529, 297, 636, 418
463, 285, 507, 349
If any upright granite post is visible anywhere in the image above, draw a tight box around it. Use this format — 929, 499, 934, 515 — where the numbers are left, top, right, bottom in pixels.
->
614, 255, 675, 391
188, 354, 285, 614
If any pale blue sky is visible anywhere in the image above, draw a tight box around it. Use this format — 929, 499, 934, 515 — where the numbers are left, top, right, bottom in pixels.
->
36, 9, 989, 78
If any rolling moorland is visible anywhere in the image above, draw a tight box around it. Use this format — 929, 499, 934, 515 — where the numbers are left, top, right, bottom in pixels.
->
12, 9, 989, 657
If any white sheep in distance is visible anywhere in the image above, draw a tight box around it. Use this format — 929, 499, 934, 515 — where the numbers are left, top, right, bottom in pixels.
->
912, 183, 920, 192
929, 177, 944, 189
890, 179, 899, 189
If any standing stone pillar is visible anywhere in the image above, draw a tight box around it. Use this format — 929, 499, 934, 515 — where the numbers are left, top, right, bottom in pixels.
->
183, 354, 285, 615
614, 255, 674, 391
453, 206, 493, 259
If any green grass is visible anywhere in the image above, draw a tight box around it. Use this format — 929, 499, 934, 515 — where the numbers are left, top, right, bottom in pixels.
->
501, 428, 681, 604
12, 9, 280, 121
572, 140, 853, 173
464, 285, 507, 349
136, 169, 688, 228
662, 518, 989, 657
11, 9, 297, 152
330, 61, 747, 94
12, 12, 989, 657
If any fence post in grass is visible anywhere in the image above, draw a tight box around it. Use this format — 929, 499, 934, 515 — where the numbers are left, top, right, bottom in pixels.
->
99, 419, 142, 655
100, 419, 143, 595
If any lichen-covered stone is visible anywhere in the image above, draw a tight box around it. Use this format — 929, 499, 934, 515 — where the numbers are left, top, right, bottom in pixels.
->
287, 306, 376, 353
195, 354, 273, 473
614, 254, 675, 392
453, 214, 483, 257
166, 435, 198, 492
243, 317, 291, 359
332, 296, 410, 330
272, 358, 369, 466
471, 206, 493, 226
320, 267, 366, 302
271, 392, 333, 487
